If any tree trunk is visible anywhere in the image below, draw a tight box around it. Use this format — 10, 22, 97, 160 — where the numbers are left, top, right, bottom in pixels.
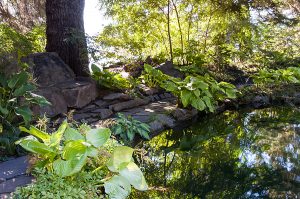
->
46, 0, 89, 76
167, 0, 173, 63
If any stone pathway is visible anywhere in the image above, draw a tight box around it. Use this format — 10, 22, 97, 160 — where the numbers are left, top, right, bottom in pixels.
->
0, 156, 34, 198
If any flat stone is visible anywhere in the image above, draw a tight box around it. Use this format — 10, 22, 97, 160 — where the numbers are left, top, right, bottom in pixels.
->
139, 86, 159, 96
164, 92, 173, 98
159, 94, 166, 99
103, 93, 131, 101
91, 109, 113, 119
148, 121, 164, 133
60, 80, 98, 108
172, 108, 198, 121
94, 99, 107, 107
73, 113, 98, 121
0, 176, 34, 194
32, 87, 68, 117
0, 156, 29, 181
132, 115, 151, 123
156, 114, 176, 128
110, 98, 151, 112
153, 95, 160, 101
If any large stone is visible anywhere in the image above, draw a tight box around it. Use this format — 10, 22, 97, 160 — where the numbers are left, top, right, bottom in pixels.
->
155, 61, 184, 79
60, 79, 98, 108
110, 98, 151, 112
0, 176, 34, 194
23, 53, 100, 117
33, 87, 68, 117
22, 52, 75, 87
0, 156, 29, 181
172, 108, 198, 121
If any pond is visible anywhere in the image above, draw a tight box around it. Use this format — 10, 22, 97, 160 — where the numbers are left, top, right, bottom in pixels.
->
131, 107, 300, 198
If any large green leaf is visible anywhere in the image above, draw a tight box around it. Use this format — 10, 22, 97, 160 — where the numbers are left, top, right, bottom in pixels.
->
107, 146, 134, 172
13, 83, 36, 96
180, 90, 193, 107
49, 121, 68, 147
17, 137, 56, 158
53, 153, 88, 177
64, 127, 84, 141
62, 140, 87, 160
104, 175, 131, 199
0, 105, 8, 115
86, 128, 111, 147
191, 99, 206, 111
8, 71, 28, 89
19, 126, 50, 143
119, 162, 148, 191
15, 106, 32, 125
203, 96, 214, 112
30, 93, 51, 106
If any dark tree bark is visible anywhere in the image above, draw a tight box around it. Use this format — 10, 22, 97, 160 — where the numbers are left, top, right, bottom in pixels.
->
46, 0, 89, 76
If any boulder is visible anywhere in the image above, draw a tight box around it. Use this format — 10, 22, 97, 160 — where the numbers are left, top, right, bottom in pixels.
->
60, 79, 98, 108
155, 61, 184, 79
23, 53, 99, 117
22, 52, 75, 87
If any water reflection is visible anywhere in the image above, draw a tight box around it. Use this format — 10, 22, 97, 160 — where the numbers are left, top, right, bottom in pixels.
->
131, 107, 300, 198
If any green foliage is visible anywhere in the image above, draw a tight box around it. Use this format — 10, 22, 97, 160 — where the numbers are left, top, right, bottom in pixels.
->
111, 113, 151, 144
0, 24, 46, 61
91, 64, 131, 90
253, 67, 300, 85
16, 122, 148, 198
14, 169, 103, 199
142, 64, 237, 112
140, 64, 168, 88
0, 71, 49, 155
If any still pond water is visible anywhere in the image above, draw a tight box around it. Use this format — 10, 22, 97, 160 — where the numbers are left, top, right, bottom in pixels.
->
132, 107, 300, 199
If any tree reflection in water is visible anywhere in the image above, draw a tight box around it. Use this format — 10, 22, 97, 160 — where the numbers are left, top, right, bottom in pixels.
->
130, 107, 300, 199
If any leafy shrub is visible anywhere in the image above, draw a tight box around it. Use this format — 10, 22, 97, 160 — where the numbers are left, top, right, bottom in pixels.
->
91, 64, 131, 90
111, 113, 150, 144
16, 122, 148, 198
140, 64, 168, 88
0, 24, 45, 64
142, 64, 237, 112
0, 71, 49, 155
253, 67, 300, 85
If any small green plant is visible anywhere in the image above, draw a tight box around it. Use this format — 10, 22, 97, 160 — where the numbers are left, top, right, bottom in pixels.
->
112, 113, 151, 144
16, 122, 148, 198
0, 71, 50, 155
91, 64, 131, 90
140, 64, 169, 88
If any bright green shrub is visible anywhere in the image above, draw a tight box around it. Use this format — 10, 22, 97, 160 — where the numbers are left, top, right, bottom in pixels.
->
91, 64, 131, 90
142, 64, 237, 112
253, 67, 300, 85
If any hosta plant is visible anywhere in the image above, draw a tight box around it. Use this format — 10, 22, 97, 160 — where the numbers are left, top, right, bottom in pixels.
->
16, 122, 148, 198
111, 113, 151, 144
253, 67, 300, 86
0, 71, 49, 155
142, 64, 237, 112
